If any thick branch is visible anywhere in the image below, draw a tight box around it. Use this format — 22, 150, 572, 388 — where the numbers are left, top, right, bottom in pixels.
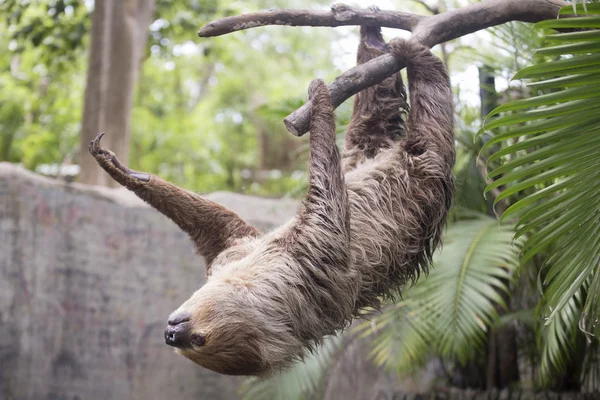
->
285, 0, 568, 136
199, 0, 569, 136
198, 4, 423, 37
284, 55, 403, 135
411, 0, 568, 47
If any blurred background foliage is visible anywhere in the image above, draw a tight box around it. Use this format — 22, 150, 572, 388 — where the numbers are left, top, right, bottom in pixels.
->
1, 0, 348, 194
2, 0, 600, 399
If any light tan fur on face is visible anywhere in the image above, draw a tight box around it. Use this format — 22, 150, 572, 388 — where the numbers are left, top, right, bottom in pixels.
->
91, 30, 454, 377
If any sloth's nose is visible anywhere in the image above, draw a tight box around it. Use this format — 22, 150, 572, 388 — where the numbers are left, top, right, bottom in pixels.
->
164, 311, 192, 348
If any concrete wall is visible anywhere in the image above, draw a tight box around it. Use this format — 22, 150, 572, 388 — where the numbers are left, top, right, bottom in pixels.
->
0, 163, 299, 400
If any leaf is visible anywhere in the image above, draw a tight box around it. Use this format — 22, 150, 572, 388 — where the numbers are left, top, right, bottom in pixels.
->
514, 54, 600, 79
536, 16, 600, 29
559, 2, 600, 15
539, 282, 587, 384
239, 335, 342, 400
482, 99, 600, 133
355, 300, 432, 374
535, 41, 600, 56
527, 73, 600, 89
480, 85, 600, 122
547, 30, 600, 42
356, 214, 522, 371
481, 15, 600, 379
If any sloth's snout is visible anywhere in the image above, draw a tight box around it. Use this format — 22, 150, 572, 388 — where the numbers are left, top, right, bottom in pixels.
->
164, 311, 192, 348
168, 311, 191, 326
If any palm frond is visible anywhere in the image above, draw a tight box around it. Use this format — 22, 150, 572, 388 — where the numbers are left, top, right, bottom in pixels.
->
539, 280, 587, 384
357, 214, 521, 371
239, 335, 342, 400
355, 299, 433, 375
479, 7, 600, 379
416, 216, 522, 363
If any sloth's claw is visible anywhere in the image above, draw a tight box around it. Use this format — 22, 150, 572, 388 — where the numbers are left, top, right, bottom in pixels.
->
89, 132, 150, 183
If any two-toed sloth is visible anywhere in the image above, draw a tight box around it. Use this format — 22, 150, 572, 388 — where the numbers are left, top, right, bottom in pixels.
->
90, 27, 454, 376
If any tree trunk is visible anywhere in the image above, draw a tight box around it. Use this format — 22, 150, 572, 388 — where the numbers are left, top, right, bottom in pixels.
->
486, 324, 521, 388
478, 65, 497, 120
477, 65, 521, 389
78, 0, 155, 186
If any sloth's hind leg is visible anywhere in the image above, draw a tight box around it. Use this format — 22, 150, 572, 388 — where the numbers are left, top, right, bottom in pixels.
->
343, 26, 408, 171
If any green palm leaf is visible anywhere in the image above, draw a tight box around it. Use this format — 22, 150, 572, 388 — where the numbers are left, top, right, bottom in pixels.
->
356, 214, 521, 372
539, 280, 587, 383
479, 7, 600, 382
416, 216, 521, 363
355, 298, 433, 374
239, 335, 342, 400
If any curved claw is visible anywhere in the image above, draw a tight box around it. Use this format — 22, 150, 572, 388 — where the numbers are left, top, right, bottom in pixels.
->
89, 132, 107, 156
88, 132, 150, 183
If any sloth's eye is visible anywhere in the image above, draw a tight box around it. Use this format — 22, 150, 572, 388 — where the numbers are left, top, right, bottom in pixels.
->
191, 333, 206, 347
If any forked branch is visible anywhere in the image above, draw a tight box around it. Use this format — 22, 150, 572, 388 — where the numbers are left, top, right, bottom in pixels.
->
198, 0, 569, 136
198, 4, 423, 37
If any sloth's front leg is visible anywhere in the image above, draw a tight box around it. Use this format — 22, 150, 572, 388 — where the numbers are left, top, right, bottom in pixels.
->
280, 80, 356, 326
283, 80, 350, 265
89, 133, 259, 266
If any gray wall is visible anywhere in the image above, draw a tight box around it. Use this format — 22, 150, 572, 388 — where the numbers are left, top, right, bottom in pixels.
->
0, 163, 297, 400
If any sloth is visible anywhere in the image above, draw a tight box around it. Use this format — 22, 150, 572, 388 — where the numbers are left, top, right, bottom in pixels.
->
89, 28, 454, 376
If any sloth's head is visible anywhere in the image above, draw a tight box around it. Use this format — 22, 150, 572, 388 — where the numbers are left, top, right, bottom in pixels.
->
163, 280, 279, 376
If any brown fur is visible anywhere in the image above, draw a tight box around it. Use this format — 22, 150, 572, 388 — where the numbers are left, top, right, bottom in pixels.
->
90, 32, 454, 376
343, 26, 409, 170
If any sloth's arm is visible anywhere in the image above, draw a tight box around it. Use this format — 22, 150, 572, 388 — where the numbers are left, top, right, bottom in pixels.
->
387, 39, 454, 167
282, 80, 350, 266
89, 133, 259, 265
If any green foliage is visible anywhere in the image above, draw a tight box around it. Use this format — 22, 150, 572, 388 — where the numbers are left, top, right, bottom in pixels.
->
359, 213, 522, 371
453, 105, 493, 215
239, 335, 342, 400
539, 282, 587, 384
2, 0, 90, 67
479, 7, 600, 384
0, 0, 340, 195
0, 10, 85, 170
125, 0, 345, 196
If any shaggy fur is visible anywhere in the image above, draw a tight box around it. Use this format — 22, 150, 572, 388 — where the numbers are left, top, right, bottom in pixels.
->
89, 32, 454, 376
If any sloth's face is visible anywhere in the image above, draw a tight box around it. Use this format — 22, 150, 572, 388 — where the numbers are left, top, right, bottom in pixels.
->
163, 281, 266, 376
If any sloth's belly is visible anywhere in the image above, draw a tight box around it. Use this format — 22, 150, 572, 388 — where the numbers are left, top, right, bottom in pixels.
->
343, 152, 422, 307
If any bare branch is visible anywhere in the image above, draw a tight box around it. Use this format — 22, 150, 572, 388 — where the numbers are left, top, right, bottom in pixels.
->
285, 0, 568, 136
410, 0, 568, 47
198, 0, 569, 136
198, 4, 423, 37
284, 54, 403, 136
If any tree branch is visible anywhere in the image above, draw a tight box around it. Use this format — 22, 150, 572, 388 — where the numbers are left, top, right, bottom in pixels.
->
199, 0, 569, 136
198, 4, 423, 37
